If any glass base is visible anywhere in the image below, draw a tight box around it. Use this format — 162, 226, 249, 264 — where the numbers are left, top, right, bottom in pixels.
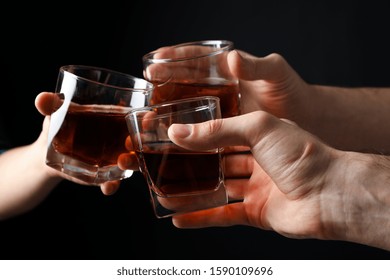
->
149, 182, 228, 218
46, 147, 133, 185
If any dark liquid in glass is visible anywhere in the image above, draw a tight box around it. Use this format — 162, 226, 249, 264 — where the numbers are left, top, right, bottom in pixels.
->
138, 143, 222, 197
150, 80, 240, 118
52, 107, 129, 167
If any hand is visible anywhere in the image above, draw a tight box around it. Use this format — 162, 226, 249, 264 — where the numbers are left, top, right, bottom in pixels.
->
227, 50, 311, 121
167, 112, 343, 241
35, 92, 123, 195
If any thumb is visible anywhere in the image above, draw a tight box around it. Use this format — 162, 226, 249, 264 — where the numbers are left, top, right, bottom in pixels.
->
167, 111, 290, 151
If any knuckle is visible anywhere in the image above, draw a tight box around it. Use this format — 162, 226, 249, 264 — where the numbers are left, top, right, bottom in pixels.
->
251, 110, 274, 126
244, 111, 277, 145
268, 52, 284, 64
204, 119, 224, 135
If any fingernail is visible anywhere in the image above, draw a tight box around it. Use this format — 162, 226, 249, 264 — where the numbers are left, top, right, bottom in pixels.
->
170, 124, 192, 138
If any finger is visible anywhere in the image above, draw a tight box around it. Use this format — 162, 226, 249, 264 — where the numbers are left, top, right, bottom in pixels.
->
144, 63, 172, 85
172, 202, 249, 228
100, 180, 121, 195
117, 152, 139, 171
223, 152, 254, 178
142, 111, 159, 130
225, 178, 246, 201
168, 111, 284, 150
149, 45, 218, 60
35, 92, 63, 116
125, 136, 134, 151
144, 45, 230, 87
223, 145, 250, 154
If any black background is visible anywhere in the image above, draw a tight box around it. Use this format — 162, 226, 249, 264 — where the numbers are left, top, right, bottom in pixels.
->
1, 0, 390, 259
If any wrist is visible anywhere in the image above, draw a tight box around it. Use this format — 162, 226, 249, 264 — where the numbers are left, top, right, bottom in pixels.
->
295, 84, 328, 132
324, 152, 390, 250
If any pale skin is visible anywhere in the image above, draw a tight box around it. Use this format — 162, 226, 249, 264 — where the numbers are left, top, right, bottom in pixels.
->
157, 50, 390, 251
0, 92, 122, 220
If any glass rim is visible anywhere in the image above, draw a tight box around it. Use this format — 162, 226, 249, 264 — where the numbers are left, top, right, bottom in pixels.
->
59, 64, 154, 92
142, 40, 234, 64
126, 96, 220, 120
